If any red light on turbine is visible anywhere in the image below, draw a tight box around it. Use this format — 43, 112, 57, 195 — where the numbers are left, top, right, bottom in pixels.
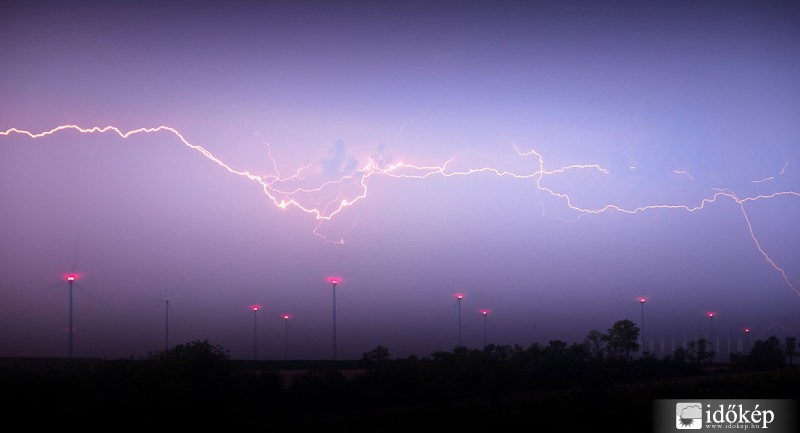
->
66, 275, 76, 282
639, 297, 646, 303
283, 314, 290, 320
744, 328, 751, 333
328, 277, 340, 285
456, 294, 464, 300
481, 310, 489, 315
251, 305, 261, 312
707, 312, 715, 318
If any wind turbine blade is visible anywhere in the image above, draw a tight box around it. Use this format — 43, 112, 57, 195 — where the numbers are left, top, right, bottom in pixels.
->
167, 285, 181, 301
343, 266, 363, 279
30, 280, 66, 298
71, 233, 80, 272
74, 282, 102, 305
303, 267, 325, 279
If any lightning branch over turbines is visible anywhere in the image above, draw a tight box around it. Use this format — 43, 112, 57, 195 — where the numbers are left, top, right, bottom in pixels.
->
2, 124, 799, 297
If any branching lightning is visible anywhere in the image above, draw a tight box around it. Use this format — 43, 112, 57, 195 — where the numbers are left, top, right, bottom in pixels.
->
672, 169, 696, 180
2, 124, 798, 297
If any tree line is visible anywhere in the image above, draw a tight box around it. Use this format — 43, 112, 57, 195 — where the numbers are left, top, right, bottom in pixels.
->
1, 319, 797, 430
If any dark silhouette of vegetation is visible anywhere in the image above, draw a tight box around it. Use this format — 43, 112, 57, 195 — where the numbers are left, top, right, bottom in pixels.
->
684, 338, 715, 363
785, 336, 797, 364
361, 344, 391, 366
1, 323, 796, 431
603, 318, 640, 361
584, 329, 607, 361
730, 335, 786, 371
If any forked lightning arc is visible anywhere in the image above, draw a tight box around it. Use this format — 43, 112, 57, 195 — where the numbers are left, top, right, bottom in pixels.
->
2, 124, 798, 297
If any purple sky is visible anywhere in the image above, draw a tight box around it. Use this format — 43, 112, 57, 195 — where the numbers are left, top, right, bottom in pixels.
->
1, 1, 799, 361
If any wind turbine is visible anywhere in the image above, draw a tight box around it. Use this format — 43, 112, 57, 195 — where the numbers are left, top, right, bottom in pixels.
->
481, 309, 489, 348
163, 297, 171, 351
28, 237, 91, 358
66, 274, 76, 358
455, 293, 464, 347
251, 305, 261, 360
60, 275, 100, 358
147, 288, 179, 353
328, 277, 339, 361
65, 237, 81, 358
307, 268, 356, 360
283, 314, 291, 361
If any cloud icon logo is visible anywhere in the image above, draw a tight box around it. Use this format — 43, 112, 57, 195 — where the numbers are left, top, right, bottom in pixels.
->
676, 402, 703, 429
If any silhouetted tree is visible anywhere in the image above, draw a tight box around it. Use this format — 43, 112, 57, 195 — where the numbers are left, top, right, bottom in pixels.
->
686, 339, 715, 363
147, 339, 230, 364
361, 345, 391, 379
747, 336, 785, 370
584, 329, 607, 361
504, 344, 531, 372
567, 342, 590, 364
526, 342, 543, 365
143, 339, 234, 412
484, 343, 515, 363
604, 319, 640, 361
785, 337, 797, 365
362, 345, 391, 364
7, 323, 800, 430
672, 345, 689, 363
541, 340, 569, 364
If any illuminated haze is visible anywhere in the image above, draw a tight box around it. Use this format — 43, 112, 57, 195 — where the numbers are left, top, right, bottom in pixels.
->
1, 0, 798, 360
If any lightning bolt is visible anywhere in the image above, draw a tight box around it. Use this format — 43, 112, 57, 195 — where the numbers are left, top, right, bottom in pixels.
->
2, 124, 798, 297
672, 169, 696, 180
752, 161, 789, 184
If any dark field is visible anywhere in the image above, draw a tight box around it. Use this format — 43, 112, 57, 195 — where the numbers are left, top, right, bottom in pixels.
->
1, 339, 797, 432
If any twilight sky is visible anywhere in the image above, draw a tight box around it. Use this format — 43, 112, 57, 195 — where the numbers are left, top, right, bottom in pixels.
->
1, 0, 798, 361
